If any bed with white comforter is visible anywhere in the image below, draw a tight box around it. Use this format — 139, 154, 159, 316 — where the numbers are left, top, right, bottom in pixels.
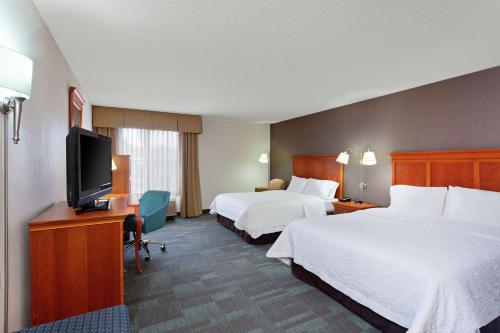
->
209, 190, 328, 239
267, 208, 500, 333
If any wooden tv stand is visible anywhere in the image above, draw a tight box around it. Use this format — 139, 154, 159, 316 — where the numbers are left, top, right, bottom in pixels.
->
29, 196, 133, 326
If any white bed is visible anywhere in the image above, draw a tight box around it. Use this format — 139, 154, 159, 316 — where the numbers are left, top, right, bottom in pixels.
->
209, 190, 332, 239
267, 206, 500, 333
209, 155, 344, 242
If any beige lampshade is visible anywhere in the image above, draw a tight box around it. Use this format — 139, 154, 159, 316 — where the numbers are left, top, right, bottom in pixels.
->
258, 153, 269, 164
0, 46, 33, 99
361, 149, 377, 166
336, 151, 350, 165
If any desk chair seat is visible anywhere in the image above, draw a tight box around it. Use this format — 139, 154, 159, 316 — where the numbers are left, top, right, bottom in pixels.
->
124, 190, 170, 272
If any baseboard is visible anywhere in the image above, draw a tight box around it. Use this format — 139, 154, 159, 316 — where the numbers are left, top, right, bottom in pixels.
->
174, 209, 210, 218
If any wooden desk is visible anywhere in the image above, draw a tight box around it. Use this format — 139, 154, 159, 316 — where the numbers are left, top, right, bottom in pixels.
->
29, 196, 133, 326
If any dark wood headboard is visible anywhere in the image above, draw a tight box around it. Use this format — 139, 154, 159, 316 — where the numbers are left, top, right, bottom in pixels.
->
292, 155, 344, 198
391, 149, 500, 192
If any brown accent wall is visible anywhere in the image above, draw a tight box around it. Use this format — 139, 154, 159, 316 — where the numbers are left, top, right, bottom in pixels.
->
270, 66, 500, 205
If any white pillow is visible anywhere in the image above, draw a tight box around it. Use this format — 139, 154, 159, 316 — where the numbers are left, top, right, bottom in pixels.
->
325, 180, 340, 200
286, 176, 308, 193
444, 186, 500, 228
302, 178, 339, 200
390, 185, 448, 217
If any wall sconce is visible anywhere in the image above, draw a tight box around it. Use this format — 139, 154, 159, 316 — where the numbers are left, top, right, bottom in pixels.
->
112, 159, 118, 171
258, 152, 270, 183
258, 152, 269, 164
359, 147, 377, 195
361, 148, 377, 166
337, 147, 377, 203
336, 148, 352, 165
0, 46, 33, 144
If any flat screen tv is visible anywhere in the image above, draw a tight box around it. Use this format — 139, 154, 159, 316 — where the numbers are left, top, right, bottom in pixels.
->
66, 127, 112, 210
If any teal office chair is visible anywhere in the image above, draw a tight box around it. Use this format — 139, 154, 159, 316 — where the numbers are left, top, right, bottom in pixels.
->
124, 190, 170, 263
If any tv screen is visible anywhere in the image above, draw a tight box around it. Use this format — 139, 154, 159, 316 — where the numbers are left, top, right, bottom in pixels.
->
80, 134, 112, 192
67, 127, 112, 209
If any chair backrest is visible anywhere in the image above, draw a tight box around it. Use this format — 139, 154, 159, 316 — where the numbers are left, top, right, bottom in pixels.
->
269, 179, 286, 190
139, 190, 170, 234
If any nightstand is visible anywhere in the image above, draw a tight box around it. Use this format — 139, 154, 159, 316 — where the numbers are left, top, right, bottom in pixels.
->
333, 201, 379, 214
255, 186, 269, 192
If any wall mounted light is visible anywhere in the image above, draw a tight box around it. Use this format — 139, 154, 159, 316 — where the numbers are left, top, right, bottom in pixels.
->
337, 147, 377, 203
1, 46, 33, 333
112, 159, 118, 171
336, 150, 350, 165
361, 148, 377, 166
0, 46, 33, 144
359, 147, 377, 194
258, 152, 270, 183
258, 152, 269, 164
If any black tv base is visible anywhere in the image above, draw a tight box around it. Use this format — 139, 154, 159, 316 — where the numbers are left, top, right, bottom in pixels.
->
76, 199, 111, 214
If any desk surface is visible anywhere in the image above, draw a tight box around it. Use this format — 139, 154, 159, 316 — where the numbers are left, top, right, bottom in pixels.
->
103, 193, 138, 206
30, 196, 133, 229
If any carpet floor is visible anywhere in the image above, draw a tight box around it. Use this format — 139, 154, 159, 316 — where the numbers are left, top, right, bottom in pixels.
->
124, 214, 380, 333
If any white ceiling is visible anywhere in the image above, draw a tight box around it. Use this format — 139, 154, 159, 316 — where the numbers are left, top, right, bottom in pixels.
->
33, 0, 500, 123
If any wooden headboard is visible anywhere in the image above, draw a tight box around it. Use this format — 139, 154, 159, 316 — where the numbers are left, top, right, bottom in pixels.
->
292, 155, 344, 198
391, 149, 500, 191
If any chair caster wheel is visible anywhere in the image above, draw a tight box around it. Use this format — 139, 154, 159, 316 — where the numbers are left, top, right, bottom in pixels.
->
161, 245, 166, 252
145, 256, 150, 262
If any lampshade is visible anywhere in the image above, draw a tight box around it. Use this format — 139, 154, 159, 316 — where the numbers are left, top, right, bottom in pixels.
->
112, 159, 117, 171
361, 149, 377, 166
258, 153, 269, 164
336, 151, 350, 165
0, 46, 33, 99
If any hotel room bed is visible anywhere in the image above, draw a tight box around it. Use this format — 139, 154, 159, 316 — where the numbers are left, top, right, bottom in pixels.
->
210, 190, 333, 243
267, 150, 500, 333
268, 209, 500, 333
209, 155, 344, 244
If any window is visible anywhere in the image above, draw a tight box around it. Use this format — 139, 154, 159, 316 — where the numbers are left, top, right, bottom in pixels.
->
117, 128, 180, 202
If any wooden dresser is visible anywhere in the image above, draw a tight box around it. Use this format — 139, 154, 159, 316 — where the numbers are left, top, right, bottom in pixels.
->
334, 201, 378, 214
29, 196, 133, 325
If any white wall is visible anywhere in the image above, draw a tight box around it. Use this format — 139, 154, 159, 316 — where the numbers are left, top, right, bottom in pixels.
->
0, 1, 91, 330
199, 117, 270, 209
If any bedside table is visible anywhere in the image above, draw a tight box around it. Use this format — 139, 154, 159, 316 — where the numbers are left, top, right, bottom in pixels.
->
334, 201, 379, 214
255, 186, 269, 192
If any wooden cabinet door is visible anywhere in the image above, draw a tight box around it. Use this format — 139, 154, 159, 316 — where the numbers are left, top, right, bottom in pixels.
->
30, 220, 123, 325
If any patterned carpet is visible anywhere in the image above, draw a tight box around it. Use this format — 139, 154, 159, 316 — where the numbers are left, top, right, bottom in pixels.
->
124, 214, 380, 333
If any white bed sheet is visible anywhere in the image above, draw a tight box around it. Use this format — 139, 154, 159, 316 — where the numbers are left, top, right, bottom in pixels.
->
267, 208, 500, 333
324, 198, 336, 214
209, 190, 327, 238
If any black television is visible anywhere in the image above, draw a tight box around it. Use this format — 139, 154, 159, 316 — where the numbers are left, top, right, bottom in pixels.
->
66, 127, 112, 210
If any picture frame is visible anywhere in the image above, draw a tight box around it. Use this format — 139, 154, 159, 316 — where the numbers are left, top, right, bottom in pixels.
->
69, 86, 85, 128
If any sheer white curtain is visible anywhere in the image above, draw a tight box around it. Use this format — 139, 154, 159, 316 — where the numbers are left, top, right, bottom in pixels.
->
117, 128, 180, 202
